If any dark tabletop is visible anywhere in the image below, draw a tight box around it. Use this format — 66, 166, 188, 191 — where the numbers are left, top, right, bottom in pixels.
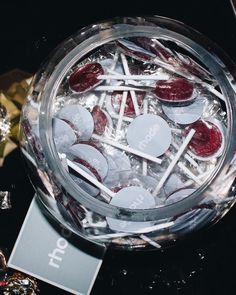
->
0, 0, 236, 294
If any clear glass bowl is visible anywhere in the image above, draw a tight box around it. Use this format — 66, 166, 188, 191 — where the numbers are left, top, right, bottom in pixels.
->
20, 16, 236, 250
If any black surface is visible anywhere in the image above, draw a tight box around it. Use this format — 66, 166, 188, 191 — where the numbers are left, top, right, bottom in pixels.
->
0, 1, 236, 294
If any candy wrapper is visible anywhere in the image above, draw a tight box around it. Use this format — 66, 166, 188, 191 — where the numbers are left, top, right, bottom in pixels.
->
0, 70, 32, 166
0, 272, 39, 295
0, 249, 39, 294
0, 192, 11, 210
0, 71, 39, 292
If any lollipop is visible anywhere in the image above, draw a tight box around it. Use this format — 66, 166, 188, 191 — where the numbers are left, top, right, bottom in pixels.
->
184, 119, 224, 160
154, 78, 196, 103
69, 62, 104, 93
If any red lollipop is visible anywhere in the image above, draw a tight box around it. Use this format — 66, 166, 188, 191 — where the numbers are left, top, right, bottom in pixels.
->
154, 78, 195, 103
69, 63, 104, 93
184, 120, 223, 158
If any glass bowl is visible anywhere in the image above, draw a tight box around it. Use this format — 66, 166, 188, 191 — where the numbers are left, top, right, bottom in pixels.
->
20, 16, 236, 250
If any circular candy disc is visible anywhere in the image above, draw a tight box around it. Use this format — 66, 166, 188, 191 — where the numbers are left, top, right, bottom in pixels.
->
68, 144, 108, 180
170, 208, 214, 234
163, 174, 185, 196
107, 186, 156, 232
127, 114, 172, 157
104, 147, 131, 182
166, 188, 195, 205
70, 164, 100, 197
103, 148, 131, 187
103, 155, 120, 187
166, 188, 215, 234
184, 119, 225, 161
162, 96, 206, 124
52, 118, 76, 153
58, 105, 94, 141
154, 78, 196, 103
69, 62, 104, 93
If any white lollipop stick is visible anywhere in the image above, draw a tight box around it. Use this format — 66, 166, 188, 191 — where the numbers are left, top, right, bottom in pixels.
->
172, 141, 203, 174
140, 234, 161, 249
182, 170, 208, 187
92, 134, 162, 164
98, 52, 119, 107
96, 85, 145, 92
176, 160, 203, 185
153, 129, 196, 195
107, 69, 142, 86
61, 154, 115, 199
110, 112, 133, 123
120, 53, 140, 116
142, 100, 148, 176
116, 91, 128, 133
89, 221, 174, 240
204, 83, 225, 102
99, 73, 169, 81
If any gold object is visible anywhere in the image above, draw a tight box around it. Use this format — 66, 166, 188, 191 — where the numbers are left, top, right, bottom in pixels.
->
0, 70, 32, 166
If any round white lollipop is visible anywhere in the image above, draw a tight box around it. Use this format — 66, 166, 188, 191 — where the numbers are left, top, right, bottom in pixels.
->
68, 144, 108, 180
126, 114, 172, 157
103, 155, 120, 187
166, 188, 214, 234
166, 188, 195, 205
70, 164, 100, 197
107, 186, 156, 232
52, 118, 76, 153
57, 105, 94, 141
103, 148, 131, 188
163, 174, 185, 196
104, 147, 131, 183
162, 96, 206, 124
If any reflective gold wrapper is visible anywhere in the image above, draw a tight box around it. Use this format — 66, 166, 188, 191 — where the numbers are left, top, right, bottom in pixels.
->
0, 70, 32, 166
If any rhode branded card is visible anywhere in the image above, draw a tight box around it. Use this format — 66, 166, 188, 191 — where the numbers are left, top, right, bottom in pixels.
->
8, 197, 105, 295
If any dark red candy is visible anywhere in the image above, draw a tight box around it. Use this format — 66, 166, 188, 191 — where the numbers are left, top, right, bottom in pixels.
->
91, 105, 108, 135
69, 63, 104, 93
154, 78, 194, 102
185, 120, 223, 157
111, 91, 144, 117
